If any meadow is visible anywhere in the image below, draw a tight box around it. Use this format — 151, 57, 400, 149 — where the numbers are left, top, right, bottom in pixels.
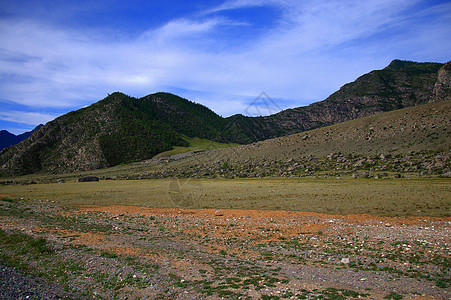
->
1, 178, 449, 217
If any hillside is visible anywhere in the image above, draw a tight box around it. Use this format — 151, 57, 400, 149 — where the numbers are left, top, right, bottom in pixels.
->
0, 60, 449, 176
145, 100, 450, 179
1, 100, 449, 184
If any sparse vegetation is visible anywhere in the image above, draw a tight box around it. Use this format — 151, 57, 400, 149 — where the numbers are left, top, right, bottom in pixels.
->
154, 135, 239, 158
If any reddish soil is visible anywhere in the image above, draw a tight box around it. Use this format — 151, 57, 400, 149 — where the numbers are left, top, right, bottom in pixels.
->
1, 201, 449, 299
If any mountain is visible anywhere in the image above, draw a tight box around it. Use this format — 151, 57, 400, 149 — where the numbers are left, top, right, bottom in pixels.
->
0, 131, 18, 151
0, 92, 229, 175
0, 60, 449, 176
16, 124, 43, 141
0, 125, 43, 151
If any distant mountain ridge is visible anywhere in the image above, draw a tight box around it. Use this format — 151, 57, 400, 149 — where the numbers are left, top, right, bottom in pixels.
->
0, 59, 449, 176
0, 125, 43, 151
226, 60, 447, 143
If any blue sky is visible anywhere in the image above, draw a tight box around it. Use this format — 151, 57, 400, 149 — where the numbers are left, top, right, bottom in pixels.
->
1, 0, 450, 134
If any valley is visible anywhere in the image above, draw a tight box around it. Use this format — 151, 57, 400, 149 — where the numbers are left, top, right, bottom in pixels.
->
0, 59, 449, 299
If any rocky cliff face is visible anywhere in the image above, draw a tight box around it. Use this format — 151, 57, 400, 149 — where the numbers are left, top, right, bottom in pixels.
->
431, 62, 451, 102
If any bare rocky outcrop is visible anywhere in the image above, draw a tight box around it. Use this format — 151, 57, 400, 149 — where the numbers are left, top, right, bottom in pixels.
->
76, 176, 99, 182
430, 61, 451, 102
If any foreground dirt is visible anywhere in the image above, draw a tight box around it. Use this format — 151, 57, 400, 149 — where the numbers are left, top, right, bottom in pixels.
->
0, 199, 449, 299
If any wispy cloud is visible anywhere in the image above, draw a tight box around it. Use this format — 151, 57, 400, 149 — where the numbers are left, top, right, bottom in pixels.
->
202, 0, 281, 13
0, 109, 58, 126
0, 0, 450, 134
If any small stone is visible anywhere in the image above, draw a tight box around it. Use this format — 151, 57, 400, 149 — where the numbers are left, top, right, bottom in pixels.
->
384, 223, 392, 227
341, 258, 350, 264
76, 176, 99, 182
214, 210, 223, 216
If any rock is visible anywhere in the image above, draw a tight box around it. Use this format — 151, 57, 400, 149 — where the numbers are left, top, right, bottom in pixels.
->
341, 258, 350, 264
430, 61, 451, 102
354, 159, 366, 168
361, 171, 371, 178
384, 223, 392, 227
76, 176, 99, 182
441, 172, 451, 178
214, 210, 223, 216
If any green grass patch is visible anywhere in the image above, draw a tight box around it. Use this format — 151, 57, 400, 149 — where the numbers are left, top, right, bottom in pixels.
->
155, 135, 239, 157
384, 292, 403, 300
100, 251, 118, 259
0, 229, 53, 256
0, 197, 16, 202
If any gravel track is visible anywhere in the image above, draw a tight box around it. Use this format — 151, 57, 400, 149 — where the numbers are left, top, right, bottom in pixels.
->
0, 263, 79, 300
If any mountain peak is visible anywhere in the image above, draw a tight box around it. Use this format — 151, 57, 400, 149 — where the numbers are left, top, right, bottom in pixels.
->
386, 59, 418, 70
385, 59, 443, 74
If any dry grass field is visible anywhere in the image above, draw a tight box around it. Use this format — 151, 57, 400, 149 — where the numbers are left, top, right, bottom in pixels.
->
1, 178, 449, 217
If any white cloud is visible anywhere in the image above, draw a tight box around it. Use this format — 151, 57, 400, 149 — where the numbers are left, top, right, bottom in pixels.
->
203, 0, 286, 14
0, 0, 449, 130
0, 110, 58, 126
146, 18, 225, 42
4, 127, 36, 135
